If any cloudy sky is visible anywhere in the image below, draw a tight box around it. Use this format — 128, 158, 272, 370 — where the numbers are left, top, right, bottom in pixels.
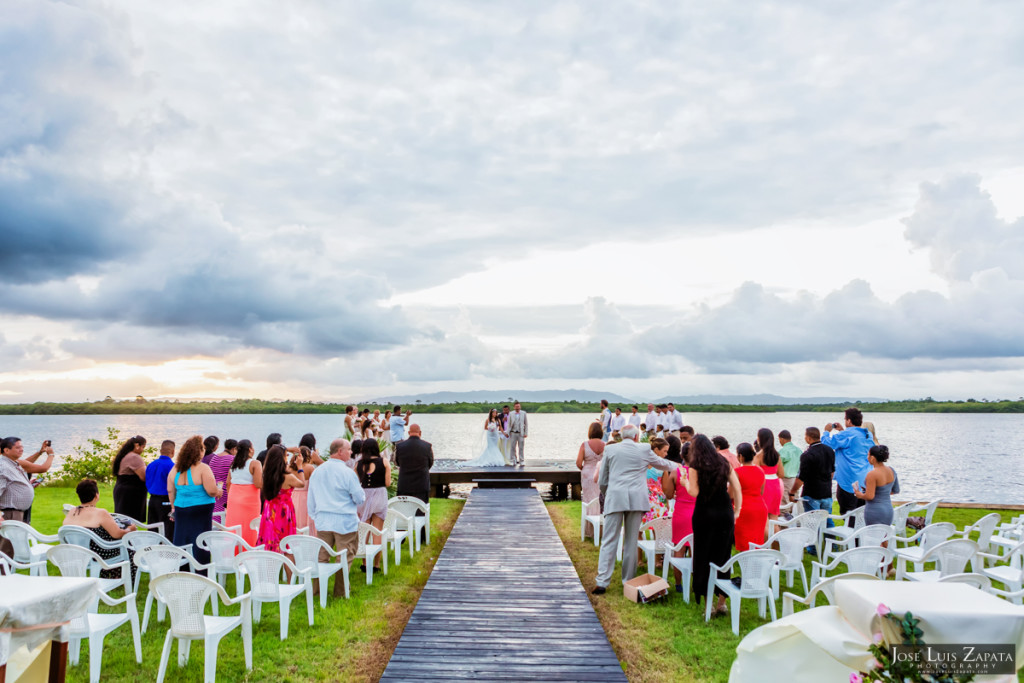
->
2, 0, 1024, 403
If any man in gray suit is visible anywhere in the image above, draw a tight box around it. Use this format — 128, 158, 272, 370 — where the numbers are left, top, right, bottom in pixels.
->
506, 401, 528, 466
592, 424, 672, 594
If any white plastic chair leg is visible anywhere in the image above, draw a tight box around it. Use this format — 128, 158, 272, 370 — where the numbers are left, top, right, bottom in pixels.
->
69, 638, 81, 666
178, 638, 190, 666
731, 597, 741, 636
88, 634, 105, 683
204, 636, 219, 683
253, 600, 262, 623
304, 582, 314, 625
129, 606, 142, 662
279, 595, 294, 640
156, 632, 173, 683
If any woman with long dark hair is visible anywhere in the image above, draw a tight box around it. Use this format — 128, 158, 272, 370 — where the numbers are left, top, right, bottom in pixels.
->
291, 446, 317, 534
225, 439, 263, 545
683, 434, 742, 613
754, 427, 783, 524
356, 439, 391, 569
112, 435, 148, 522
257, 444, 304, 554
733, 442, 768, 551
168, 435, 221, 566
662, 436, 697, 593
298, 432, 324, 466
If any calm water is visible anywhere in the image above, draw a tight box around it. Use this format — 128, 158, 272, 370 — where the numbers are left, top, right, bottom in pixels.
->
3, 412, 1022, 504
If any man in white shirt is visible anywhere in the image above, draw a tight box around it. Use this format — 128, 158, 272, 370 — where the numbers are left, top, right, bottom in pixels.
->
643, 404, 658, 437
598, 400, 612, 442
665, 403, 683, 435
307, 438, 365, 598
506, 402, 529, 465
627, 406, 642, 428
609, 408, 626, 440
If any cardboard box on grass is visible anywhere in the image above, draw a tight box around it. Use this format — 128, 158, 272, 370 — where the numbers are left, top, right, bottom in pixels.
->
623, 573, 670, 603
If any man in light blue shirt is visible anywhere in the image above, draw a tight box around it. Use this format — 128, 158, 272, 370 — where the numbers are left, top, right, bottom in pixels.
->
389, 405, 413, 445
307, 438, 365, 598
821, 407, 874, 516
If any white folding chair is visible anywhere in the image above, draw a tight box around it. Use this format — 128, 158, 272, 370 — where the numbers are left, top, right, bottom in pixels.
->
151, 572, 252, 683
281, 534, 351, 605
705, 549, 784, 636
354, 522, 387, 584
65, 582, 142, 683
637, 517, 674, 576
907, 499, 942, 526
388, 496, 430, 551
810, 546, 893, 586
580, 498, 603, 546
752, 527, 815, 598
782, 572, 879, 616
822, 524, 892, 564
234, 550, 313, 640
48, 543, 132, 607
196, 530, 263, 596
124, 530, 193, 594
661, 534, 693, 602
960, 513, 1001, 555
384, 508, 413, 565
821, 506, 867, 549
134, 545, 213, 631
768, 509, 830, 561
898, 538, 978, 582
892, 522, 956, 575
0, 519, 57, 575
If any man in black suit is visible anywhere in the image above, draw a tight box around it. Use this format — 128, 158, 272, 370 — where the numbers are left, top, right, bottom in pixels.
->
395, 424, 434, 507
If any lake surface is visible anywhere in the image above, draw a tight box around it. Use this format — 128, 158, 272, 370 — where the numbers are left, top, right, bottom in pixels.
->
3, 412, 1022, 504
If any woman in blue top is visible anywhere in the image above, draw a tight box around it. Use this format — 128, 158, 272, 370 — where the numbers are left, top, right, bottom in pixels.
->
853, 444, 900, 526
168, 435, 222, 566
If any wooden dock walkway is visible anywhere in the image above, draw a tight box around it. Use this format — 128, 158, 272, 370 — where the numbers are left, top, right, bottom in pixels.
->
381, 487, 626, 682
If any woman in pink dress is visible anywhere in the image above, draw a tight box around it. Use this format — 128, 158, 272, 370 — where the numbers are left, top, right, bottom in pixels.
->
575, 422, 606, 539
643, 438, 671, 524
662, 436, 696, 593
754, 427, 783, 528
257, 445, 304, 556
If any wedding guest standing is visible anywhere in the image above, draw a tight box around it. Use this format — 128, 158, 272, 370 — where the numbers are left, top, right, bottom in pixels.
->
854, 445, 900, 526
788, 427, 836, 544
14, 441, 53, 524
683, 435, 742, 612
168, 436, 221, 566
609, 408, 626, 440
344, 406, 357, 440
644, 438, 671, 523
112, 435, 148, 523
777, 430, 802, 501
598, 400, 612, 443
226, 439, 263, 546
307, 438, 364, 599
258, 445, 304, 554
628, 406, 643, 428
644, 404, 658, 438
754, 428, 783, 524
299, 433, 324, 466
395, 424, 434, 505
201, 436, 219, 465
291, 446, 317, 534
209, 439, 236, 515
356, 440, 391, 570
713, 436, 739, 470
0, 437, 35, 522
389, 405, 413, 448
733, 443, 768, 551
822, 408, 874, 516
662, 436, 696, 593
575, 422, 605, 539
145, 440, 176, 539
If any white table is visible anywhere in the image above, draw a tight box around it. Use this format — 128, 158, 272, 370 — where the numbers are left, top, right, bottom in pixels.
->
0, 574, 98, 683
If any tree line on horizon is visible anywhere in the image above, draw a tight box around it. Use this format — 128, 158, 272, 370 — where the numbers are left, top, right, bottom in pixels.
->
1, 396, 1023, 415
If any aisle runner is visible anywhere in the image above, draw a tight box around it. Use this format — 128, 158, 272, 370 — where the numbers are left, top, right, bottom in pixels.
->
382, 488, 626, 682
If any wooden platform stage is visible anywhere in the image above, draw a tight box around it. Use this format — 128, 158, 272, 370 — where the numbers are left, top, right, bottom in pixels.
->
430, 460, 581, 499
381, 487, 626, 682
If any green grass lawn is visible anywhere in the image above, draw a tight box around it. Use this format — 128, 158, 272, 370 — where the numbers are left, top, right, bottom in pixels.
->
545, 500, 1023, 683
24, 485, 463, 683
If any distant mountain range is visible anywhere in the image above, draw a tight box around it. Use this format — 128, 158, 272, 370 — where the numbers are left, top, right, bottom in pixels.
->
367, 390, 883, 405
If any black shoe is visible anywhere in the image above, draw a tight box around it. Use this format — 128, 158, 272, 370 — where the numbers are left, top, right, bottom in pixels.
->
591, 586, 606, 595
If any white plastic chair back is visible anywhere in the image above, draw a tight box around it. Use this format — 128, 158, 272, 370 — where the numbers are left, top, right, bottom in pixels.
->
848, 506, 867, 531
920, 522, 957, 553
197, 531, 247, 574
817, 573, 879, 605
387, 498, 422, 523
382, 510, 401, 539
937, 573, 991, 590
736, 550, 783, 595
151, 573, 220, 637
853, 524, 892, 548
794, 509, 830, 535
891, 503, 914, 533
918, 499, 942, 525
928, 539, 978, 576
281, 535, 327, 574
643, 517, 674, 552
124, 530, 172, 554
773, 528, 815, 566
839, 546, 892, 575
235, 551, 291, 601
135, 545, 194, 580
48, 543, 99, 578
356, 522, 380, 557
583, 498, 601, 516
0, 520, 48, 563
967, 513, 1001, 552
58, 526, 110, 550
0, 554, 10, 575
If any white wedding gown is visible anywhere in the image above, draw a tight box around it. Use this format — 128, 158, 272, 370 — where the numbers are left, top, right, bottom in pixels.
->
460, 423, 507, 467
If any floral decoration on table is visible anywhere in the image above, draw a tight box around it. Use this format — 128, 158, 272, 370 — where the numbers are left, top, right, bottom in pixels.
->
851, 603, 974, 683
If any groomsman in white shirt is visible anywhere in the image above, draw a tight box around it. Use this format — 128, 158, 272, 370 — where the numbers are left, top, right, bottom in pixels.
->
609, 407, 626, 440
665, 403, 683, 435
599, 400, 612, 442
627, 406, 643, 428
643, 404, 658, 438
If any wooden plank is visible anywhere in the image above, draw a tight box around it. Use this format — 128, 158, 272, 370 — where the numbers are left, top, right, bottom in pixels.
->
382, 488, 626, 682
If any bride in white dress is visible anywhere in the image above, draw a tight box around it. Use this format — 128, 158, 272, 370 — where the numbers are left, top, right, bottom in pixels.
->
460, 409, 508, 468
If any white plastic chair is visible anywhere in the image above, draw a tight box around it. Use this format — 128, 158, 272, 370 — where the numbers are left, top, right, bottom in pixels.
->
0, 519, 57, 575
907, 499, 942, 526
821, 506, 867, 549
134, 545, 213, 631
960, 513, 1001, 555
384, 508, 413, 565
978, 540, 1024, 604
782, 572, 880, 616
822, 524, 893, 563
580, 498, 603, 546
705, 549, 784, 636
637, 517, 674, 576
937, 573, 992, 591
48, 543, 132, 606
57, 526, 130, 573
234, 550, 314, 640
124, 530, 193, 593
388, 496, 430, 551
889, 502, 914, 534
768, 509, 830, 561
752, 527, 815, 598
661, 534, 693, 602
898, 538, 979, 582
112, 513, 165, 537
196, 530, 263, 596
151, 572, 252, 683
810, 546, 893, 586
353, 522, 387, 584
281, 534, 351, 605
892, 522, 957, 574
66, 582, 142, 683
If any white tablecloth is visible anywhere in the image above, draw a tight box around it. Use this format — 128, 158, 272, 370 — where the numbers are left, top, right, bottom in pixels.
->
731, 580, 1024, 683
0, 574, 98, 665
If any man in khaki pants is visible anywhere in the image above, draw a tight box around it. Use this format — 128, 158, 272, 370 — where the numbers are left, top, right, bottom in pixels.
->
307, 438, 365, 598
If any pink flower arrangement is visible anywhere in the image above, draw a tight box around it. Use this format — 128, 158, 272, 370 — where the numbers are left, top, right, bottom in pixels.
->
850, 673, 863, 683
875, 603, 890, 617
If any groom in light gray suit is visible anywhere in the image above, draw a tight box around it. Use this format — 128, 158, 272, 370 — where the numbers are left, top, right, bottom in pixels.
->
592, 424, 672, 594
506, 401, 528, 466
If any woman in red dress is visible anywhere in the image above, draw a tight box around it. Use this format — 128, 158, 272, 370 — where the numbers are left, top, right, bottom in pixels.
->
754, 427, 784, 530
733, 442, 768, 551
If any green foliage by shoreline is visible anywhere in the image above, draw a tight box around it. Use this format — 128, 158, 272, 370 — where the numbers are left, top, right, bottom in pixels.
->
1, 397, 1023, 415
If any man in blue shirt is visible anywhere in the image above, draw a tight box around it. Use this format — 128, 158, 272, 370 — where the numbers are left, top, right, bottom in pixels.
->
822, 408, 874, 517
308, 438, 366, 598
389, 405, 413, 446
146, 440, 177, 539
